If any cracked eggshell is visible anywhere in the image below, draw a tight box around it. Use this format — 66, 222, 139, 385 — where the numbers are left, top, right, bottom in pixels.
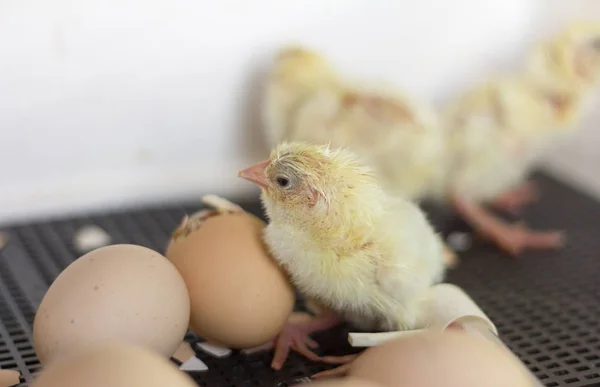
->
33, 244, 190, 366
31, 343, 196, 387
166, 212, 295, 349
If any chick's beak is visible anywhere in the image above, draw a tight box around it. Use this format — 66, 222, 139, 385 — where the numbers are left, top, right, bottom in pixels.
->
238, 159, 270, 189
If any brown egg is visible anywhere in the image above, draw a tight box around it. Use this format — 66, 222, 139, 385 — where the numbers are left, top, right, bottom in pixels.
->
302, 377, 382, 387
31, 343, 196, 387
166, 211, 295, 348
33, 244, 190, 366
349, 330, 534, 387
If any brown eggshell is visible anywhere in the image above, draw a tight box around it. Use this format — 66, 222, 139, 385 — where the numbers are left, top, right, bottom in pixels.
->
33, 244, 190, 366
31, 343, 196, 387
349, 330, 533, 387
166, 212, 295, 348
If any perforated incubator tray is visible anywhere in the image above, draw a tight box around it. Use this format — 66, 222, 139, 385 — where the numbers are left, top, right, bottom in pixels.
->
0, 172, 599, 386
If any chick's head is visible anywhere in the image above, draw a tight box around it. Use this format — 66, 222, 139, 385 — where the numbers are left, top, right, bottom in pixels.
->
238, 141, 380, 227
273, 45, 337, 92
529, 21, 600, 91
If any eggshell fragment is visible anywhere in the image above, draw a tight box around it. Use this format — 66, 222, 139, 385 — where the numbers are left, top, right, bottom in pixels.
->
166, 211, 295, 348
196, 342, 232, 358
30, 343, 196, 387
172, 342, 195, 363
349, 330, 533, 387
73, 225, 111, 253
33, 244, 190, 366
180, 356, 208, 372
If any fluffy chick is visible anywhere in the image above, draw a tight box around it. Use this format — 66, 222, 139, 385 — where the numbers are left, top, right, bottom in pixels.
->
431, 22, 600, 256
261, 45, 446, 202
527, 21, 600, 94
238, 141, 447, 373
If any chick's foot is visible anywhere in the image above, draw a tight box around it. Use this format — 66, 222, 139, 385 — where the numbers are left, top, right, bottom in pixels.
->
452, 196, 565, 256
244, 311, 342, 370
273, 323, 324, 370
491, 182, 539, 215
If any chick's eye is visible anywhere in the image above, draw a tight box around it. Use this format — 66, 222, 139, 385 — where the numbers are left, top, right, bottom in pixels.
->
275, 175, 291, 188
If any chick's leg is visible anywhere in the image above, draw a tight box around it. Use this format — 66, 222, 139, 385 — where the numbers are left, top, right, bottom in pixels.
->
451, 195, 564, 256
490, 181, 539, 215
245, 310, 343, 370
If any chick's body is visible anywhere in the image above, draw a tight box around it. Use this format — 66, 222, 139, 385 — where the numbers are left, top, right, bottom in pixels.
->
242, 142, 446, 335
434, 76, 575, 203
423, 22, 600, 255
263, 183, 446, 331
263, 46, 446, 201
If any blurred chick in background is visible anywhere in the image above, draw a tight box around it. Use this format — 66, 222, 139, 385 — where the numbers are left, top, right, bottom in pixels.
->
527, 21, 600, 95
238, 141, 448, 376
262, 46, 446, 202
430, 21, 600, 256
261, 21, 600, 257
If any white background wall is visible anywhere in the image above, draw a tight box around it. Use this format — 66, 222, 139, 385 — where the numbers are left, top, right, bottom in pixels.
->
0, 0, 599, 224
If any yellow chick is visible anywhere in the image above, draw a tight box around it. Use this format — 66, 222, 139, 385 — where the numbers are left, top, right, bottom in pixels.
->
527, 21, 600, 94
261, 46, 446, 202
238, 141, 447, 373
261, 46, 340, 150
431, 76, 569, 255
426, 21, 600, 256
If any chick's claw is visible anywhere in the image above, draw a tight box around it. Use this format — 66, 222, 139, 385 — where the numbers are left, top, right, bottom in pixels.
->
452, 195, 565, 256
271, 324, 321, 370
484, 222, 565, 256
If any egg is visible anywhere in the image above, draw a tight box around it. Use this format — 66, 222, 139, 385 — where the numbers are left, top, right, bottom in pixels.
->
33, 244, 190, 366
302, 377, 382, 387
348, 330, 534, 387
166, 211, 295, 348
30, 343, 196, 387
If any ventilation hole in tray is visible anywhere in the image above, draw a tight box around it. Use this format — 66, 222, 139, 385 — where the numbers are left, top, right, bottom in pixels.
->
0, 354, 13, 362
19, 350, 35, 358
24, 359, 39, 367
13, 337, 28, 344
16, 343, 33, 351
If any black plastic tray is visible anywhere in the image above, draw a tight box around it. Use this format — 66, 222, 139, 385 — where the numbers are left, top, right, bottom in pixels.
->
0, 172, 599, 387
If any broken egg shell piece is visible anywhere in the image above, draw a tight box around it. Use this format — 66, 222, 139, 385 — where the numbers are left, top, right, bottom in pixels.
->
196, 342, 232, 358
179, 356, 208, 372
